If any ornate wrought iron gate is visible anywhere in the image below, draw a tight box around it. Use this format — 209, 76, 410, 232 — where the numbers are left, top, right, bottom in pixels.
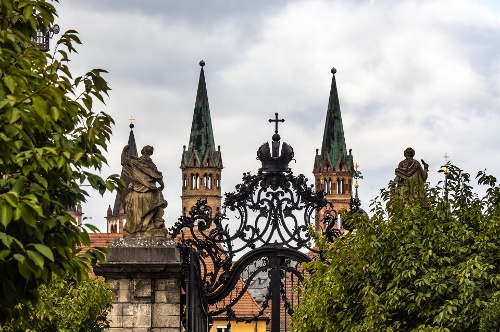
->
170, 115, 342, 331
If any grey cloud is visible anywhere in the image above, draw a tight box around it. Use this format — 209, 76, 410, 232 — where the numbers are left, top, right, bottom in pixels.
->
53, 0, 500, 232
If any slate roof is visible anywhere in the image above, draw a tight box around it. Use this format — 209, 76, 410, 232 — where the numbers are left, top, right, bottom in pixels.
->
314, 67, 354, 173
181, 61, 222, 169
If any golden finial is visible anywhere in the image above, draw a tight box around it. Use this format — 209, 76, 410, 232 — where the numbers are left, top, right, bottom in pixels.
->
354, 163, 359, 171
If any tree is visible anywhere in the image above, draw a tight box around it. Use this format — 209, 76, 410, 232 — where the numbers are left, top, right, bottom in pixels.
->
0, 0, 121, 324
2, 274, 113, 332
292, 165, 500, 331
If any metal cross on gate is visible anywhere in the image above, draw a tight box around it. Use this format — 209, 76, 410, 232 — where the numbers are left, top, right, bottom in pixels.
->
269, 112, 285, 133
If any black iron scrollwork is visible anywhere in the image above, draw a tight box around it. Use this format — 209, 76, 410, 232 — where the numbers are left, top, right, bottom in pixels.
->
170, 114, 344, 329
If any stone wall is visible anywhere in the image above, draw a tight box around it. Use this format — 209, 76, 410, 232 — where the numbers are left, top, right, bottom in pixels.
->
95, 237, 181, 332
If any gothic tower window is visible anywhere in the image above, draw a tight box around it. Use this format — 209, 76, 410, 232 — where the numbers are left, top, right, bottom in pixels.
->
203, 174, 213, 189
191, 174, 200, 189
325, 178, 332, 195
205, 174, 212, 189
216, 175, 220, 189
337, 178, 345, 194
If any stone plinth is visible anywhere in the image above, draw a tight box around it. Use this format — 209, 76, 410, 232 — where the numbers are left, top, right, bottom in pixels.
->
95, 237, 181, 332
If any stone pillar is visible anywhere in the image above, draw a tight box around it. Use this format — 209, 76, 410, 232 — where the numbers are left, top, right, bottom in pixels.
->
95, 237, 181, 332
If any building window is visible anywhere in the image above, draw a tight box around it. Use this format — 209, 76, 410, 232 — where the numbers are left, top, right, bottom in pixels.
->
325, 178, 332, 195
216, 327, 229, 332
204, 174, 212, 189
337, 178, 344, 194
183, 175, 187, 189
191, 174, 200, 189
215, 175, 221, 189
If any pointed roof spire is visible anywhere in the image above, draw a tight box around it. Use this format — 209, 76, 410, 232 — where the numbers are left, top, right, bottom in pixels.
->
111, 122, 138, 216
315, 67, 353, 172
126, 122, 138, 158
182, 61, 221, 168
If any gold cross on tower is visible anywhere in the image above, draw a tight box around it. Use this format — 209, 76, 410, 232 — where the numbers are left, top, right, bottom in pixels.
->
128, 116, 136, 129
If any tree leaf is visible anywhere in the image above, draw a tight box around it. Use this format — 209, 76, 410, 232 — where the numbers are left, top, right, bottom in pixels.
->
0, 201, 14, 228
26, 250, 44, 269
4, 76, 16, 93
33, 244, 54, 262
3, 192, 19, 207
0, 249, 10, 261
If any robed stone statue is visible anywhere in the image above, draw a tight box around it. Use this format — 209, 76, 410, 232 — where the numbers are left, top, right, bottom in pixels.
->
393, 147, 429, 196
121, 144, 168, 237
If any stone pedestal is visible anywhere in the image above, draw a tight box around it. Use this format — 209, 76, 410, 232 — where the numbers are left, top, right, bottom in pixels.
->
95, 237, 181, 332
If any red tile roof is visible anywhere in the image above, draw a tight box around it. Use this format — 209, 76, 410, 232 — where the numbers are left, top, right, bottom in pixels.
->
81, 232, 123, 253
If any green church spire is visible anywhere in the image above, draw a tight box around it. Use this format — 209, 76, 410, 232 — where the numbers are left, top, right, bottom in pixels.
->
182, 61, 222, 168
314, 67, 353, 173
111, 122, 138, 215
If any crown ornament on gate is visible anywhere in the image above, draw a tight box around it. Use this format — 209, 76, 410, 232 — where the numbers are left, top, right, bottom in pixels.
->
257, 113, 295, 173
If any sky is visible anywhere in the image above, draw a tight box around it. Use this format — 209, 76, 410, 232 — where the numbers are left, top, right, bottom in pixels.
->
54, 0, 500, 232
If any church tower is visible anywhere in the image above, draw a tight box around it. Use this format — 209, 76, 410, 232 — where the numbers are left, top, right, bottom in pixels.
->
105, 122, 138, 233
180, 61, 223, 217
313, 67, 354, 231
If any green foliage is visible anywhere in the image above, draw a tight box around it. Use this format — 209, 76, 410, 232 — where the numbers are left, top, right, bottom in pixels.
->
1, 274, 113, 331
292, 165, 500, 331
0, 0, 121, 324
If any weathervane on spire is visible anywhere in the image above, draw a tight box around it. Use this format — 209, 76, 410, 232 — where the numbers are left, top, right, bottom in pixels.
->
354, 163, 363, 191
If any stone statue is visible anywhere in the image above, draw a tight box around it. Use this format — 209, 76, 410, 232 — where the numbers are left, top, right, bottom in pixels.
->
393, 147, 429, 195
121, 144, 168, 237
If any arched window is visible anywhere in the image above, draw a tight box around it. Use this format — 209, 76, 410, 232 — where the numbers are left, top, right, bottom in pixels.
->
325, 178, 333, 195
216, 175, 221, 189
183, 175, 187, 189
191, 174, 195, 189
337, 178, 344, 194
204, 174, 212, 189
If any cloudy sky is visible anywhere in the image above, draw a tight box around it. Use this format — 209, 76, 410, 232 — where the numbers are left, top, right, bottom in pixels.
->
55, 0, 500, 232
